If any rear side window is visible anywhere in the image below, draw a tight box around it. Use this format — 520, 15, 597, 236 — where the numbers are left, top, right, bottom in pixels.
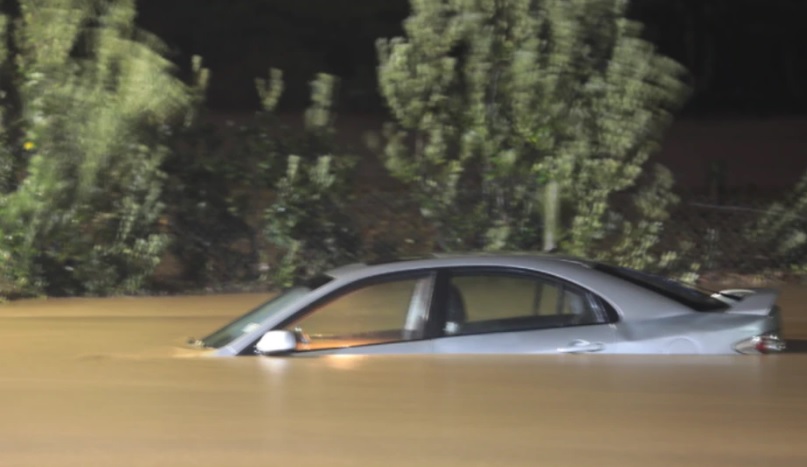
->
593, 263, 729, 312
442, 271, 610, 336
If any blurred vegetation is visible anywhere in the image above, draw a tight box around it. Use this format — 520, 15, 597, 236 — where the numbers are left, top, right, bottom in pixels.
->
162, 66, 360, 289
376, 0, 691, 272
258, 72, 361, 288
2, 0, 802, 300
0, 0, 191, 297
748, 174, 807, 274
159, 55, 263, 287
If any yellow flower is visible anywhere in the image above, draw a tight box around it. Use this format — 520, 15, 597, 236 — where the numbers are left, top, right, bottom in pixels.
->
23, 141, 35, 151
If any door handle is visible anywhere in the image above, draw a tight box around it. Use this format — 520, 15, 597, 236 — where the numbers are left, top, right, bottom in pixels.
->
557, 339, 604, 353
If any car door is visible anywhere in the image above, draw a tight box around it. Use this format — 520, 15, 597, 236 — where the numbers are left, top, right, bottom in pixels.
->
431, 268, 622, 354
274, 271, 437, 356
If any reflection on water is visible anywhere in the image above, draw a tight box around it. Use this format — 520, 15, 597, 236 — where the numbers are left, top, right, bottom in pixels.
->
1, 288, 807, 466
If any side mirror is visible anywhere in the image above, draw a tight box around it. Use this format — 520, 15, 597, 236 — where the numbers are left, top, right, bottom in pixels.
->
255, 330, 297, 356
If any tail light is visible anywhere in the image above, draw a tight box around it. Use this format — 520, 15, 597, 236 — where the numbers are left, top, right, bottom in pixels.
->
733, 332, 787, 355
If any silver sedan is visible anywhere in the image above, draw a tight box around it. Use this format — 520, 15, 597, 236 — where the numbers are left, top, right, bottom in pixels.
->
191, 253, 786, 357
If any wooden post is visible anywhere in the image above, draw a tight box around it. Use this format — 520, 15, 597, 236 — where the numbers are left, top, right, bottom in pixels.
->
543, 181, 559, 252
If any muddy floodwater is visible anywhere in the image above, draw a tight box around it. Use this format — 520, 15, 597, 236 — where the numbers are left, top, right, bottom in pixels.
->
3, 287, 807, 466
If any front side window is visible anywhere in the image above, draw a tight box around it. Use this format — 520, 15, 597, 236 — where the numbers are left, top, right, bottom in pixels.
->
201, 275, 335, 349
443, 271, 606, 336
282, 274, 433, 351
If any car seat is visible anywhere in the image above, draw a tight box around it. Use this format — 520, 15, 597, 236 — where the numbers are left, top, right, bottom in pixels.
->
445, 284, 467, 335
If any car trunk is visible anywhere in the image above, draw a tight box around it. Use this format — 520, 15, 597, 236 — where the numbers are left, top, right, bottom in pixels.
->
717, 288, 781, 316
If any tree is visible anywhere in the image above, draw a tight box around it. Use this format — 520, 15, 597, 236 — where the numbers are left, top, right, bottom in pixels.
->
0, 0, 191, 297
161, 65, 361, 290
255, 71, 362, 287
747, 173, 807, 274
158, 55, 264, 288
376, 0, 690, 270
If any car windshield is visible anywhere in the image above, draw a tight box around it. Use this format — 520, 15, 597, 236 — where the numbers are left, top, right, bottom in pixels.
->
200, 287, 311, 349
593, 263, 730, 312
200, 276, 332, 349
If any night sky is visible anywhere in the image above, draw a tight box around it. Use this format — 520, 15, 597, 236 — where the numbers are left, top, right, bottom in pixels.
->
136, 0, 807, 117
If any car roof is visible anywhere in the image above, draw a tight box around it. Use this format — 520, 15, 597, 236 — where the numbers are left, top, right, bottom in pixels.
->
323, 252, 596, 281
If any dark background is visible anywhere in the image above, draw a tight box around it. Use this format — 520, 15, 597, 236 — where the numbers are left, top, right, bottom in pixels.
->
136, 0, 807, 116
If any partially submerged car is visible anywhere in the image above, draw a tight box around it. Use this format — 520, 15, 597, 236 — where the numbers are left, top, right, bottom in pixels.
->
190, 253, 786, 357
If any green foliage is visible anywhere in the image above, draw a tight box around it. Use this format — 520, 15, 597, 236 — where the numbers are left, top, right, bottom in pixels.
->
159, 55, 263, 286
595, 165, 686, 270
0, 11, 11, 196
0, 0, 191, 297
259, 73, 361, 287
162, 65, 360, 289
377, 0, 690, 271
748, 173, 807, 271
265, 152, 360, 287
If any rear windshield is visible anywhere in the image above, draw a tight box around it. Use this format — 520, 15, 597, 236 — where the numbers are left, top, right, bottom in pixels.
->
593, 263, 729, 312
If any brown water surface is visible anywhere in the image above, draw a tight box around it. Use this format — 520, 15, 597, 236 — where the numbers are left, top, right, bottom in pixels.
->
2, 287, 807, 466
